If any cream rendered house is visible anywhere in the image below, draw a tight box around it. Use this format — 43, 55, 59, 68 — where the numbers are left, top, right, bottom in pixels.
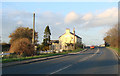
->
59, 28, 82, 50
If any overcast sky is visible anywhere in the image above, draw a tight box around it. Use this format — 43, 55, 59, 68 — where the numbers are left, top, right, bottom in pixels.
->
1, 2, 118, 46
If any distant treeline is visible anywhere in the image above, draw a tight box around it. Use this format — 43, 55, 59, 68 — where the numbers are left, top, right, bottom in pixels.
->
0, 43, 11, 52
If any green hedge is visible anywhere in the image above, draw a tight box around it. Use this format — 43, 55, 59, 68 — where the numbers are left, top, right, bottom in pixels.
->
2, 48, 83, 63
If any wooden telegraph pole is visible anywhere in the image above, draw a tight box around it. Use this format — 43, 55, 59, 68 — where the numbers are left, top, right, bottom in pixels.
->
32, 12, 35, 45
32, 12, 37, 55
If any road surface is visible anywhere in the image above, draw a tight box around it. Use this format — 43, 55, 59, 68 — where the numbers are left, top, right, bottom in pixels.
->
2, 48, 119, 75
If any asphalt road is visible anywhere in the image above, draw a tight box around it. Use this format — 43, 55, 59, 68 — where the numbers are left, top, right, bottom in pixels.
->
2, 48, 119, 75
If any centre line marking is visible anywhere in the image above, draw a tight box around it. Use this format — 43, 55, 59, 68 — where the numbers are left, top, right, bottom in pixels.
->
50, 64, 72, 74
50, 48, 100, 74
78, 48, 100, 62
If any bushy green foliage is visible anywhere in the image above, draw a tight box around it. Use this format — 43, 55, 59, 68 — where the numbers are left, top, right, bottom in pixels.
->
37, 44, 44, 51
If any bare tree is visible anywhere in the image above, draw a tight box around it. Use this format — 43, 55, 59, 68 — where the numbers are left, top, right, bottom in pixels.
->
104, 24, 118, 48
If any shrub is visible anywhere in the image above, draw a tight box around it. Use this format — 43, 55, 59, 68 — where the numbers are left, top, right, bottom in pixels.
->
75, 43, 83, 49
9, 54, 18, 58
37, 44, 44, 51
9, 38, 35, 56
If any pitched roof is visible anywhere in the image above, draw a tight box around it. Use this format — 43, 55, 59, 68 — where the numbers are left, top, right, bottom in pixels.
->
59, 32, 81, 39
70, 32, 82, 39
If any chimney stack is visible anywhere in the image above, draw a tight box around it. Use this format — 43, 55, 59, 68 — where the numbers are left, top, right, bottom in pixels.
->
66, 28, 70, 34
73, 28, 75, 50
73, 28, 75, 34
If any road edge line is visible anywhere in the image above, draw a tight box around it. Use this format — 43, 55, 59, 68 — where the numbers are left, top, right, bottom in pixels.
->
50, 64, 72, 74
107, 47, 120, 60
78, 48, 99, 62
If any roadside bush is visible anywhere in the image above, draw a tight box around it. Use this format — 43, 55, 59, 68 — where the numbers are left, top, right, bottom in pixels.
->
53, 51, 56, 53
9, 54, 18, 58
3, 55, 9, 59
1, 43, 10, 52
9, 38, 35, 56
3, 54, 18, 59
75, 43, 83, 49
62, 50, 66, 52
37, 44, 44, 51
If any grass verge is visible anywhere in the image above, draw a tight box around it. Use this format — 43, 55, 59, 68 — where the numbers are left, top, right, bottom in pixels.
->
110, 47, 120, 56
2, 48, 83, 63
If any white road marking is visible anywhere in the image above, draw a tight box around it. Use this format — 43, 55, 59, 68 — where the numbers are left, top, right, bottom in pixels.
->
110, 48, 120, 59
78, 48, 100, 62
98, 51, 103, 56
50, 48, 100, 74
50, 64, 72, 74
